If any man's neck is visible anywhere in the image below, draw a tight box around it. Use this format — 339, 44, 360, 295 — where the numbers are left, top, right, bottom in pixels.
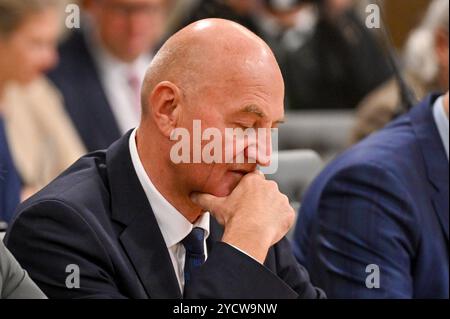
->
136, 128, 203, 224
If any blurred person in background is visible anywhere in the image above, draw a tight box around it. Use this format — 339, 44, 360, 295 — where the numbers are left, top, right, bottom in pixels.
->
293, 89, 449, 298
173, 0, 392, 111
351, 0, 449, 144
284, 0, 393, 110
258, 0, 318, 53
175, 0, 263, 37
0, 0, 85, 223
257, 0, 318, 107
48, 0, 169, 152
293, 2, 449, 289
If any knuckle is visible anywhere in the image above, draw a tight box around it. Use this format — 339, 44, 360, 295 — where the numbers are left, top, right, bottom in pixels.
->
284, 202, 295, 218
288, 208, 295, 221
266, 180, 279, 191
284, 210, 295, 230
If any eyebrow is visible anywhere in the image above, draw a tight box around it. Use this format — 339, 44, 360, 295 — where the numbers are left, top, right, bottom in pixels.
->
240, 105, 285, 125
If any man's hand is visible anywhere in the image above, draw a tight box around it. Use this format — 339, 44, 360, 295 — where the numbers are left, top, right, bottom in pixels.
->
190, 171, 295, 264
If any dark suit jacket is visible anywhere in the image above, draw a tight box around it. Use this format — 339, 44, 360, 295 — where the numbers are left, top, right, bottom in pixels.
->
5, 132, 324, 299
293, 94, 449, 298
47, 30, 121, 152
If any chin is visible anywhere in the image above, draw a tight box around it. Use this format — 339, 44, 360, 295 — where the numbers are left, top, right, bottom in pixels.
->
210, 174, 242, 198
17, 74, 36, 86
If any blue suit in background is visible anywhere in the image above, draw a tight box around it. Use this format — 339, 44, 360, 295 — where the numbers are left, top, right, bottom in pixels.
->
47, 30, 121, 152
293, 94, 449, 298
0, 117, 21, 224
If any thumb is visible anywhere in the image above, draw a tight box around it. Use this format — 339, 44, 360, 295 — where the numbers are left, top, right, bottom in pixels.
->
190, 192, 225, 214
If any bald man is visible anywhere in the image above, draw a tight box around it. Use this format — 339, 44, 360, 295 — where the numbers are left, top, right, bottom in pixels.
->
5, 19, 324, 299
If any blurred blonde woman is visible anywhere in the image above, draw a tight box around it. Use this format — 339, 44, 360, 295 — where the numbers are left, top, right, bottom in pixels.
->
0, 0, 85, 223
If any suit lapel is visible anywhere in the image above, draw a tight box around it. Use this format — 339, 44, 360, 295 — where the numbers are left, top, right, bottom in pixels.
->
119, 213, 182, 299
431, 183, 449, 241
107, 132, 181, 299
410, 94, 449, 242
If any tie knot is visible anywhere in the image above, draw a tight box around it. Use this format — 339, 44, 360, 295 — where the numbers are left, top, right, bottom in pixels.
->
182, 227, 205, 256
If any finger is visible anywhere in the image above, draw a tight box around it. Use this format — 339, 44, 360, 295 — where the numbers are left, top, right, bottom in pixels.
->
190, 192, 224, 214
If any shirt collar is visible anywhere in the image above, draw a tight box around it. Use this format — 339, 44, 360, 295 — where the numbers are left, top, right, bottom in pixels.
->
433, 96, 449, 161
129, 129, 210, 249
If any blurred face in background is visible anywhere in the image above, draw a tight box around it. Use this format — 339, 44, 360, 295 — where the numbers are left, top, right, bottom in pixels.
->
85, 0, 167, 62
0, 7, 59, 84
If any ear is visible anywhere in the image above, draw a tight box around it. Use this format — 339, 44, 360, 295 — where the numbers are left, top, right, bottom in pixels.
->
149, 81, 183, 138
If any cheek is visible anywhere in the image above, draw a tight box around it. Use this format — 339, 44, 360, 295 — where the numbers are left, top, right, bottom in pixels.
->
186, 163, 217, 189
4, 41, 34, 81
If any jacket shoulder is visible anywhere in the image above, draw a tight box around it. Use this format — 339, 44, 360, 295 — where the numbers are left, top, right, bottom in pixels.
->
331, 114, 421, 180
13, 151, 109, 221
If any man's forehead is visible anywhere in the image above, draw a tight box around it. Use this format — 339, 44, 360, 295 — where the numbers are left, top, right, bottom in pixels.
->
232, 104, 285, 124
194, 75, 284, 122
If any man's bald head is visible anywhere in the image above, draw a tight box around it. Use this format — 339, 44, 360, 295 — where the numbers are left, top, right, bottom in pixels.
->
141, 18, 283, 116
136, 19, 285, 219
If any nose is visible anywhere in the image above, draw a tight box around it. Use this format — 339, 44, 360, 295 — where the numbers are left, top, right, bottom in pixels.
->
245, 128, 272, 167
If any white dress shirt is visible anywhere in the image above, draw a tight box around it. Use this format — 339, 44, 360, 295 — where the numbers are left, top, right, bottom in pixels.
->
433, 96, 449, 161
129, 129, 210, 292
87, 33, 152, 134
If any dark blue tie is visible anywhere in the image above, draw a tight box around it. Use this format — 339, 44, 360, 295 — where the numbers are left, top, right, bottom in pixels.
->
182, 227, 205, 286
